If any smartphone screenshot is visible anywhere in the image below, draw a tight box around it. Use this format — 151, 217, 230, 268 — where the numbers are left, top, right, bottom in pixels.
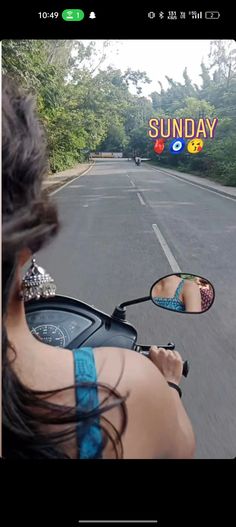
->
1, 2, 235, 525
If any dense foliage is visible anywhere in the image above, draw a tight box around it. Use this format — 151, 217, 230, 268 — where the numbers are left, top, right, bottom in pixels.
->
3, 40, 236, 185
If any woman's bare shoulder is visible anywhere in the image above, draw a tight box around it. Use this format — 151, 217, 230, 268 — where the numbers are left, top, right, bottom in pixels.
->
184, 280, 199, 291
93, 346, 180, 458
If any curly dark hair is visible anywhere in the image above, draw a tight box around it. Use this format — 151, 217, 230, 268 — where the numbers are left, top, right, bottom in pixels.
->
2, 76, 127, 458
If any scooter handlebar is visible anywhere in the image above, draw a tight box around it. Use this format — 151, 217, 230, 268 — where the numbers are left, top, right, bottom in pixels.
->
135, 344, 189, 378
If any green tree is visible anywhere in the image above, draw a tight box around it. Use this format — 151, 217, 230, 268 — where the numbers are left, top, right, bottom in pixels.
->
3, 39, 236, 185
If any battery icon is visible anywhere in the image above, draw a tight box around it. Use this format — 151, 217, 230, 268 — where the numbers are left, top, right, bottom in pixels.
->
205, 11, 220, 19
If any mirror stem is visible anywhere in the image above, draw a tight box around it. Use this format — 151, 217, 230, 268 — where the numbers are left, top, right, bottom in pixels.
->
119, 296, 151, 309
112, 296, 151, 320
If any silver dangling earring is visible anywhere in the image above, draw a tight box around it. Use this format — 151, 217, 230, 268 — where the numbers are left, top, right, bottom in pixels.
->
20, 257, 57, 302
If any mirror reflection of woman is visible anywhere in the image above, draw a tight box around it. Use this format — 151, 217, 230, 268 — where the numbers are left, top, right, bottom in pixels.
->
152, 275, 202, 313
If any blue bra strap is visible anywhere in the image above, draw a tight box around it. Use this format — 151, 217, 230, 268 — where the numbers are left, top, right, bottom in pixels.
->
174, 279, 185, 299
72, 347, 103, 459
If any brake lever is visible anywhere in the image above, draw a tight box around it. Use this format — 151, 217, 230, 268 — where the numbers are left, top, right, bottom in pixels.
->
137, 342, 175, 352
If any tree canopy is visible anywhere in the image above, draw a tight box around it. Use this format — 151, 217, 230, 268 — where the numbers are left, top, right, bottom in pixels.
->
2, 39, 236, 185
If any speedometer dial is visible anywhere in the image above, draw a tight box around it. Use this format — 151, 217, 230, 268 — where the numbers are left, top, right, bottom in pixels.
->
31, 325, 66, 347
26, 308, 94, 348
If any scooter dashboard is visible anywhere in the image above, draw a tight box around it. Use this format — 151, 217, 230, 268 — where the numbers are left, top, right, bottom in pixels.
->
26, 309, 93, 348
25, 295, 137, 350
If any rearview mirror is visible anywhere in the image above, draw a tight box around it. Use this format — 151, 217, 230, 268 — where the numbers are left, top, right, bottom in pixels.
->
150, 273, 215, 314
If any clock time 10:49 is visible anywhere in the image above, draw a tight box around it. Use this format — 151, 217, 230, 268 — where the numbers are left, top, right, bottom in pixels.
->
38, 12, 59, 19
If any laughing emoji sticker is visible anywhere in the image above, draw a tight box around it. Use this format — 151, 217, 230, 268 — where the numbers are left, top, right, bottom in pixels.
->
187, 138, 204, 154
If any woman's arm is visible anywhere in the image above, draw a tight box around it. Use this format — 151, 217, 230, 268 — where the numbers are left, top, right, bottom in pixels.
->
183, 281, 202, 312
94, 346, 195, 459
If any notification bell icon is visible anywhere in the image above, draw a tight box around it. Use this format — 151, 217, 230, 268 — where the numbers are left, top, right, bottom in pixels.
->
89, 12, 96, 19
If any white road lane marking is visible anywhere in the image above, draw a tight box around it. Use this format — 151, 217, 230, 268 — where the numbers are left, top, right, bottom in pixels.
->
123, 189, 161, 192
152, 224, 181, 272
137, 192, 146, 205
75, 195, 128, 199
86, 196, 127, 199
50, 164, 94, 196
130, 180, 136, 187
150, 201, 194, 206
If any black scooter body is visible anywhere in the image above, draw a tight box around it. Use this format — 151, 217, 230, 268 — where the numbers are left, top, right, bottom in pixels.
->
25, 294, 189, 377
25, 295, 138, 351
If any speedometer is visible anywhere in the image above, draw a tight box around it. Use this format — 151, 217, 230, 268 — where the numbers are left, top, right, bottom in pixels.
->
31, 324, 67, 347
26, 308, 94, 348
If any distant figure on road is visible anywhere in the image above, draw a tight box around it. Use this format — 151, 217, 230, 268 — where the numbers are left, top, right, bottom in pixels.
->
135, 156, 141, 166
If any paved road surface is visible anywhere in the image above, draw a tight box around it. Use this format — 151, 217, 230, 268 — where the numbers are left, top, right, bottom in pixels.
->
37, 160, 236, 458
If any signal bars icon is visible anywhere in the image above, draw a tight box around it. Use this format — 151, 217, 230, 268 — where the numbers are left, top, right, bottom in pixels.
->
189, 11, 202, 19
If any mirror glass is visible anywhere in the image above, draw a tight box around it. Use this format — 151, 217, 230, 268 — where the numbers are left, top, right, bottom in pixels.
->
150, 273, 215, 313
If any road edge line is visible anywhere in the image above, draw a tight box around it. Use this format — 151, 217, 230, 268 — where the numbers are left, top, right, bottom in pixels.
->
146, 164, 236, 202
49, 162, 95, 196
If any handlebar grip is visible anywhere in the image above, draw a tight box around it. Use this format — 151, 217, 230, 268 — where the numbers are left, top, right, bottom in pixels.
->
137, 347, 190, 378
138, 342, 175, 352
182, 360, 189, 378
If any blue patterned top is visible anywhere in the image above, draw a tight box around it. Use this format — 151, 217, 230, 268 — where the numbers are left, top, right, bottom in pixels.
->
153, 279, 186, 312
72, 347, 103, 459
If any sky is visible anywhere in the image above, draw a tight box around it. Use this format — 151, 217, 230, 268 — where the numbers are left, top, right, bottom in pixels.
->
79, 39, 235, 96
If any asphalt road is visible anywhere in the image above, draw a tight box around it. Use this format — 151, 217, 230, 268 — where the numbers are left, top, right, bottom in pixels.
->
37, 159, 236, 459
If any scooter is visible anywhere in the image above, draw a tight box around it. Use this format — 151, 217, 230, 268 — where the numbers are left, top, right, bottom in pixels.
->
135, 157, 141, 166
25, 267, 215, 379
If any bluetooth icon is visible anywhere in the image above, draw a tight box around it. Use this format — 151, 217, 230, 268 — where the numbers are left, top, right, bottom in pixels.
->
159, 11, 165, 19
